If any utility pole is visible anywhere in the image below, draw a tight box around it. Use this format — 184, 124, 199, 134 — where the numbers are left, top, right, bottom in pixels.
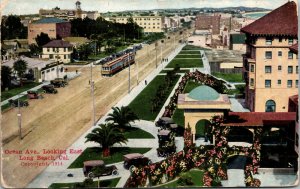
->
155, 46, 158, 68
128, 52, 131, 93
17, 96, 22, 140
173, 35, 176, 52
90, 63, 95, 126
160, 45, 162, 64
136, 60, 139, 85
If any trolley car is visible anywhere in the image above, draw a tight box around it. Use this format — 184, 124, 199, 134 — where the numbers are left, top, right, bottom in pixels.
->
101, 53, 135, 76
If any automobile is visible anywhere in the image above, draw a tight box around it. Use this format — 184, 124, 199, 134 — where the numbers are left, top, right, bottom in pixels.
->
123, 153, 152, 170
27, 90, 43, 99
83, 160, 118, 179
155, 117, 175, 128
41, 84, 58, 94
9, 99, 29, 107
50, 78, 68, 88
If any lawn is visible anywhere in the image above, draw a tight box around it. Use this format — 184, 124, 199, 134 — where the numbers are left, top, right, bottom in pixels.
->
68, 147, 151, 169
174, 55, 201, 59
212, 72, 243, 82
1, 82, 41, 101
157, 169, 204, 188
178, 50, 200, 55
49, 177, 120, 188
166, 59, 203, 68
123, 127, 155, 139
182, 45, 211, 51
160, 69, 189, 74
128, 75, 180, 121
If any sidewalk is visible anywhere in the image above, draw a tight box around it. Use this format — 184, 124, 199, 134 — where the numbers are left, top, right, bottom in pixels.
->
27, 44, 185, 188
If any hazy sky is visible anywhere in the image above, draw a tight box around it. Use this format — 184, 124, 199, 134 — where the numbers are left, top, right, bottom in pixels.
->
1, 0, 289, 15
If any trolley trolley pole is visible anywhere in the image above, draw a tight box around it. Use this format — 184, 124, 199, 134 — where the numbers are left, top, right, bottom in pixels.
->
90, 63, 95, 126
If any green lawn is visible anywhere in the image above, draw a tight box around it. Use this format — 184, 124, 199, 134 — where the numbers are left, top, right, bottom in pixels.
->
49, 177, 120, 188
128, 75, 180, 121
178, 50, 200, 54
88, 53, 107, 60
166, 59, 203, 68
175, 55, 201, 59
183, 81, 202, 93
182, 45, 211, 51
157, 169, 204, 188
123, 127, 155, 139
160, 69, 189, 74
68, 147, 151, 169
1, 82, 41, 101
212, 72, 243, 82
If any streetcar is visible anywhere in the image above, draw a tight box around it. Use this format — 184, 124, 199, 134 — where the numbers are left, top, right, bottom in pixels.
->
101, 52, 135, 76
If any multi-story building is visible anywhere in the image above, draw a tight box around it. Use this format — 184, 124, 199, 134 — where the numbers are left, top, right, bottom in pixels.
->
42, 40, 73, 63
195, 14, 221, 35
114, 16, 164, 33
241, 1, 298, 112
28, 17, 71, 44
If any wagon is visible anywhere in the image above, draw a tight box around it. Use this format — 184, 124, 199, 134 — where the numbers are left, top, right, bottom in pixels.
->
83, 160, 118, 179
41, 85, 58, 94
50, 78, 68, 88
27, 90, 43, 99
8, 99, 29, 107
123, 153, 152, 170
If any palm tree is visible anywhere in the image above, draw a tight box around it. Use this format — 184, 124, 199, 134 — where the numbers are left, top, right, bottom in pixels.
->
13, 59, 28, 86
105, 106, 139, 129
85, 123, 127, 157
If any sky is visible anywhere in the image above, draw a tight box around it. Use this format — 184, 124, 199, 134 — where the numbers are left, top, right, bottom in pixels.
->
1, 0, 289, 15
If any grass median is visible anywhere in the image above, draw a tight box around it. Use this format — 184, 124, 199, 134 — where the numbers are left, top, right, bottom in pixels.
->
212, 72, 243, 82
166, 59, 203, 68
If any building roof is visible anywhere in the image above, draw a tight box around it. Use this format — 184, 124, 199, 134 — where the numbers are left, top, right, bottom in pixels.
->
221, 112, 296, 127
33, 17, 68, 24
289, 43, 298, 54
2, 56, 55, 70
230, 33, 246, 44
240, 1, 297, 36
188, 85, 220, 101
43, 40, 73, 48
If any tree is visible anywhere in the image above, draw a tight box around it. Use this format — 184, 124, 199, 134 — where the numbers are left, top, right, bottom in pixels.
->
29, 44, 41, 56
77, 43, 92, 60
35, 32, 51, 48
1, 66, 12, 90
85, 123, 128, 157
105, 106, 139, 129
13, 59, 28, 81
1, 15, 27, 40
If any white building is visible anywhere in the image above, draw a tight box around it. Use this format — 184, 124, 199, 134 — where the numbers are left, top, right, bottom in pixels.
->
42, 40, 73, 63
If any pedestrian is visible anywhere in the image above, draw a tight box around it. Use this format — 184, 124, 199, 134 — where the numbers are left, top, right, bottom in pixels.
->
76, 70, 78, 74
145, 80, 147, 85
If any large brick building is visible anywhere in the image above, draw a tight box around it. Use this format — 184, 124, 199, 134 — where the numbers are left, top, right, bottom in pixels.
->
28, 17, 71, 44
241, 1, 298, 112
195, 14, 221, 35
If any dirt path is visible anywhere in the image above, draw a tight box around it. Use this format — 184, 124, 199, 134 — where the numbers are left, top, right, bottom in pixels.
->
1, 32, 186, 188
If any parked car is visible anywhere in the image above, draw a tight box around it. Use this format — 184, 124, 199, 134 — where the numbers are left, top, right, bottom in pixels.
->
27, 90, 43, 99
50, 78, 68, 88
41, 85, 58, 94
83, 160, 118, 179
123, 153, 152, 170
9, 99, 29, 107
155, 117, 175, 128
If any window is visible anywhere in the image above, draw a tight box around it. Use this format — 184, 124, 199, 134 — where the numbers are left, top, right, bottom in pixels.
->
64, 48, 66, 52
49, 54, 53, 59
265, 51, 272, 59
265, 80, 271, 88
288, 51, 293, 59
277, 80, 281, 85
278, 51, 282, 56
250, 65, 254, 72
296, 66, 298, 74
296, 80, 298, 88
64, 55, 66, 59
52, 48, 55, 52
288, 66, 293, 74
51, 68, 55, 71
266, 37, 272, 45
250, 78, 254, 86
47, 48, 50, 52
265, 100, 276, 112
46, 70, 50, 73
265, 66, 272, 73
278, 65, 282, 71
287, 80, 292, 88
279, 37, 282, 42
288, 38, 293, 45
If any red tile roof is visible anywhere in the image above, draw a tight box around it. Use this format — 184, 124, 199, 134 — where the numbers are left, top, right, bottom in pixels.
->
43, 40, 73, 48
221, 112, 296, 127
241, 1, 297, 36
289, 43, 298, 54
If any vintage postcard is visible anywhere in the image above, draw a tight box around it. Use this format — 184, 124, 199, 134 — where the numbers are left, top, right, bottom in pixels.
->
0, 0, 299, 188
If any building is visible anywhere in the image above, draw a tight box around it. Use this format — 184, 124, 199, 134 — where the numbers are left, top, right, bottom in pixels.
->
28, 18, 71, 44
229, 33, 246, 51
1, 39, 30, 61
42, 40, 73, 63
195, 14, 221, 35
2, 56, 65, 82
114, 16, 164, 33
241, 1, 298, 112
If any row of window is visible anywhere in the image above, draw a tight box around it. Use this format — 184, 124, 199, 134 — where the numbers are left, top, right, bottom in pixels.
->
47, 47, 72, 52
265, 51, 296, 59
264, 65, 298, 74
250, 79, 298, 88
265, 37, 294, 45
138, 23, 161, 25
49, 54, 70, 59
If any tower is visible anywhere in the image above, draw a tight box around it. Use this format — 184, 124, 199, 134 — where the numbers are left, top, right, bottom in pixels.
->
75, 1, 81, 10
